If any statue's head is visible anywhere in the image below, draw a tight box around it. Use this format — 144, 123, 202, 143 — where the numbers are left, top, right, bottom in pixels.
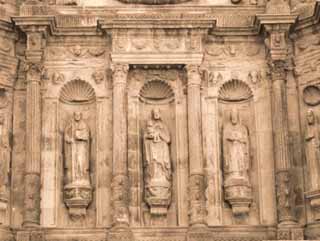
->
152, 108, 161, 120
74, 111, 82, 122
230, 109, 239, 125
307, 109, 315, 125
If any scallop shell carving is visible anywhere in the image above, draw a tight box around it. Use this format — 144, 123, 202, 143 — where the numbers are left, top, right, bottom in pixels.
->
60, 79, 95, 104
219, 79, 253, 102
303, 85, 320, 106
140, 80, 174, 104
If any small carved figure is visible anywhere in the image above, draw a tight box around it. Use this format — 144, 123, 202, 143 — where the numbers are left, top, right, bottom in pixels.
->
0, 116, 9, 197
143, 108, 172, 220
223, 109, 252, 216
63, 112, 92, 219
305, 109, 320, 191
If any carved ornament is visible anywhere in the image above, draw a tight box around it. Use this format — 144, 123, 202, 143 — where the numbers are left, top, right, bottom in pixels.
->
139, 80, 174, 105
60, 78, 96, 104
218, 79, 253, 102
303, 85, 320, 106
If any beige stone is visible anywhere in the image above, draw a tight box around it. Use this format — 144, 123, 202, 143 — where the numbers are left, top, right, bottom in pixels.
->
0, 0, 320, 240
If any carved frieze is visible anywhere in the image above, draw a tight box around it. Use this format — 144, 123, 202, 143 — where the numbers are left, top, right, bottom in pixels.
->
112, 29, 202, 54
45, 46, 106, 61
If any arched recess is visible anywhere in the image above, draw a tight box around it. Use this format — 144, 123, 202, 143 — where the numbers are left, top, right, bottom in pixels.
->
127, 68, 188, 228
217, 79, 260, 225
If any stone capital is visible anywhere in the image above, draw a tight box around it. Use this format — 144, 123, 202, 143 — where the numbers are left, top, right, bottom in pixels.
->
185, 64, 201, 86
111, 63, 129, 85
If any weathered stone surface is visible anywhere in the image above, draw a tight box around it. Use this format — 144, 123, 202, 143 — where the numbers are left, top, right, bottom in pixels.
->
1, 0, 320, 240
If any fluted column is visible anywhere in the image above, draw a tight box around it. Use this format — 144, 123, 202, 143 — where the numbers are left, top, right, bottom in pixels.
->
186, 64, 206, 227
268, 59, 296, 225
23, 30, 46, 228
111, 63, 130, 228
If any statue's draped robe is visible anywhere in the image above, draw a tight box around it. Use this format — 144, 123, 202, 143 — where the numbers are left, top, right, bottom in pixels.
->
305, 123, 320, 190
223, 122, 250, 182
0, 123, 9, 195
64, 119, 90, 187
143, 120, 171, 200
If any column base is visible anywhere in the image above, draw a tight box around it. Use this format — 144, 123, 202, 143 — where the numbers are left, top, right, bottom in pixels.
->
277, 226, 304, 240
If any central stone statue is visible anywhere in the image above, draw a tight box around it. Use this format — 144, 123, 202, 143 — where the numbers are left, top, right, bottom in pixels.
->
63, 111, 92, 219
143, 108, 172, 223
222, 109, 252, 217
64, 111, 90, 186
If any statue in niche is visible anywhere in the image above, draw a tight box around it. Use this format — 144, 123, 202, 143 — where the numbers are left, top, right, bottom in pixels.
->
304, 109, 320, 221
0, 115, 9, 198
305, 109, 320, 191
222, 109, 252, 216
143, 108, 172, 224
63, 111, 92, 219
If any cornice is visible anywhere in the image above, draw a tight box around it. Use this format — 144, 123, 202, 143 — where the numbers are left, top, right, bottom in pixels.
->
254, 14, 298, 34
98, 14, 216, 30
295, 0, 320, 31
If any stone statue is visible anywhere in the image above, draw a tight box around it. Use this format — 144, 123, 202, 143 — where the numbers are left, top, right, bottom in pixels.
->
0, 115, 9, 198
143, 108, 172, 221
304, 109, 320, 221
64, 111, 91, 186
222, 109, 252, 216
305, 109, 320, 191
63, 112, 92, 219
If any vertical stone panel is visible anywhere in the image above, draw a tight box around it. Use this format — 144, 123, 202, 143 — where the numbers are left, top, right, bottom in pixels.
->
41, 99, 58, 227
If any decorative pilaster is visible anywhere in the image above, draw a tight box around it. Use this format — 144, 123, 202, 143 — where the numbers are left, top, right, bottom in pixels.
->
111, 63, 130, 229
256, 12, 302, 239
185, 64, 206, 227
23, 28, 46, 228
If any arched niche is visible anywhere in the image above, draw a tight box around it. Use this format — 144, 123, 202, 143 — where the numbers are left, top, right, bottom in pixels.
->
217, 79, 260, 225
57, 78, 97, 227
127, 67, 188, 228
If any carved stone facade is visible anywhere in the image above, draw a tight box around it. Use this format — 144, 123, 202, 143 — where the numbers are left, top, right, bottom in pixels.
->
1, 0, 320, 241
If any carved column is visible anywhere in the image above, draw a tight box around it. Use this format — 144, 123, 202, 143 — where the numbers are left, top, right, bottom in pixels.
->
186, 64, 206, 227
268, 59, 296, 224
23, 29, 46, 228
111, 63, 130, 228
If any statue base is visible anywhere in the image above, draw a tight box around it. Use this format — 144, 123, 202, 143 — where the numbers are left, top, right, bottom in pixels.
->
224, 177, 252, 216
306, 189, 320, 221
64, 183, 92, 219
